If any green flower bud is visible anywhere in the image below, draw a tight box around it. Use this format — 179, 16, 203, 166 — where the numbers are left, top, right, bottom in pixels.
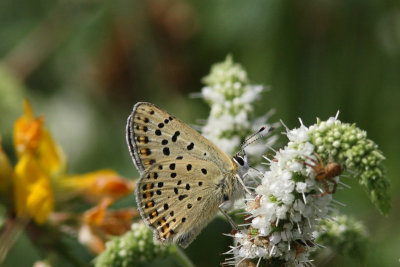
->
316, 214, 368, 260
95, 223, 170, 267
309, 117, 390, 214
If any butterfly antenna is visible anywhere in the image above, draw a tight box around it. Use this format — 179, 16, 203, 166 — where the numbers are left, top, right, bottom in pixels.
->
241, 126, 267, 147
238, 126, 274, 155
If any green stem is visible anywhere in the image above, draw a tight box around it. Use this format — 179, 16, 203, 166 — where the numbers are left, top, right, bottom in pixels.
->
169, 245, 195, 267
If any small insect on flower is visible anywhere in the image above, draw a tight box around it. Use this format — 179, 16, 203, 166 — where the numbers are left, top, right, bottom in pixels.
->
303, 153, 343, 197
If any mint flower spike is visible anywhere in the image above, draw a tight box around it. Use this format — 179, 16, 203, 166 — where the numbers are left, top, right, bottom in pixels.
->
95, 223, 194, 267
95, 223, 169, 267
228, 113, 390, 266
308, 114, 391, 215
316, 214, 368, 261
200, 55, 277, 157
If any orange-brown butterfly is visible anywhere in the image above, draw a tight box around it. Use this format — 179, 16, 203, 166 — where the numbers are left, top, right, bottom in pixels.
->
127, 102, 270, 247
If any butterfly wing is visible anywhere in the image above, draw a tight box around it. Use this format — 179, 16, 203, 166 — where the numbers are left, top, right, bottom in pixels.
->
127, 102, 239, 247
126, 102, 234, 174
136, 159, 228, 248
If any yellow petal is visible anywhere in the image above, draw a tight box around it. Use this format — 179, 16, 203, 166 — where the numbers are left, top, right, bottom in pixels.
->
83, 198, 113, 225
13, 103, 43, 156
26, 178, 54, 224
84, 198, 138, 235
79, 198, 139, 254
14, 154, 53, 223
60, 170, 134, 203
13, 100, 66, 176
37, 129, 66, 176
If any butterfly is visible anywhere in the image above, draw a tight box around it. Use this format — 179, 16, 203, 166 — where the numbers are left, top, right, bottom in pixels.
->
126, 102, 265, 248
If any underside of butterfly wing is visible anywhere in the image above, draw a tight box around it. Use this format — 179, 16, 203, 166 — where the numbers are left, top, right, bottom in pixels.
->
135, 159, 236, 247
126, 102, 234, 174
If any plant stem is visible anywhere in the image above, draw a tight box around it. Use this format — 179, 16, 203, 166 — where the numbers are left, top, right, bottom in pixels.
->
0, 216, 29, 264
169, 245, 195, 267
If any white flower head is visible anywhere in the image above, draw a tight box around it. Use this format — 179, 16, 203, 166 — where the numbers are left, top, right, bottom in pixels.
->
199, 55, 276, 158
230, 117, 347, 265
229, 113, 390, 266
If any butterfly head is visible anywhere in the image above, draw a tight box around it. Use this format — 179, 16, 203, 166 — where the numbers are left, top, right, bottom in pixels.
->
233, 153, 249, 177
233, 126, 274, 177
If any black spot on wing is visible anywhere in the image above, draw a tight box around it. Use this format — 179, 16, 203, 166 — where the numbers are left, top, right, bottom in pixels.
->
163, 147, 170, 156
172, 131, 180, 142
187, 142, 194, 150
178, 195, 188, 200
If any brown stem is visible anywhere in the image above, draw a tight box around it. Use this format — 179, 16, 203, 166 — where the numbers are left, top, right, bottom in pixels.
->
0, 214, 29, 264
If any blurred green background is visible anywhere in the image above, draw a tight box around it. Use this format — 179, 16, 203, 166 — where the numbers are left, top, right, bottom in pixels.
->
1, 0, 400, 266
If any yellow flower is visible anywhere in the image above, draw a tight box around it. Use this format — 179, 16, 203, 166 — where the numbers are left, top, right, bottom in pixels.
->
78, 198, 138, 254
14, 153, 53, 224
10, 100, 133, 225
60, 170, 135, 203
13, 100, 65, 175
12, 100, 62, 224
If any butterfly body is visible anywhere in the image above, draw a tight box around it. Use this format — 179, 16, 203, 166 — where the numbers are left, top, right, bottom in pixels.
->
126, 102, 245, 247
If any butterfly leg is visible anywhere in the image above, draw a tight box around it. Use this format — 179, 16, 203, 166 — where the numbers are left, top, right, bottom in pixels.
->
236, 174, 255, 196
218, 204, 238, 230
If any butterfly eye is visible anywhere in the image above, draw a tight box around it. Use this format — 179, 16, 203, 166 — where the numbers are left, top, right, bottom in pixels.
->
234, 155, 245, 166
